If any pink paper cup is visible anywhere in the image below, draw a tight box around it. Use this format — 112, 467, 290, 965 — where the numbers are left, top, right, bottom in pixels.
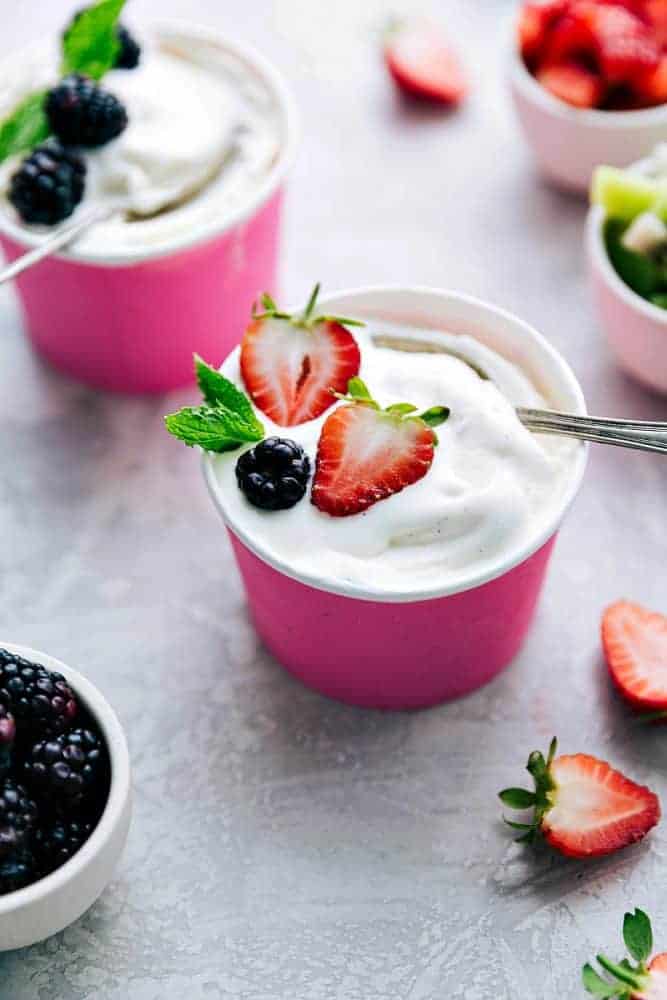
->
0, 23, 298, 395
204, 288, 588, 710
587, 204, 667, 394
507, 12, 667, 194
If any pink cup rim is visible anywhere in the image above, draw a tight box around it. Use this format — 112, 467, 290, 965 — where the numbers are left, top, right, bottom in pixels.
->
203, 286, 589, 605
507, 7, 667, 129
0, 19, 300, 268
0, 642, 131, 917
587, 202, 667, 325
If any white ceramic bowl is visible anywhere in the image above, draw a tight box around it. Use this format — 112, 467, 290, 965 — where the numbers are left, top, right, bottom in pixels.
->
508, 12, 667, 194
587, 203, 667, 392
0, 644, 132, 952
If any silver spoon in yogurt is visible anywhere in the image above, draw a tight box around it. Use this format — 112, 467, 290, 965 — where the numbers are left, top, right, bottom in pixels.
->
374, 334, 667, 456
0, 144, 239, 285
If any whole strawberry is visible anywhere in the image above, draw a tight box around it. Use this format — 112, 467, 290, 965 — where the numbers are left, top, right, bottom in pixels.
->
499, 738, 660, 859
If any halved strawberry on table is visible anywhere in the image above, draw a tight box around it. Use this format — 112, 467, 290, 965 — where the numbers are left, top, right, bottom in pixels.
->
500, 738, 660, 859
311, 378, 449, 517
240, 285, 362, 427
602, 600, 667, 716
383, 18, 468, 106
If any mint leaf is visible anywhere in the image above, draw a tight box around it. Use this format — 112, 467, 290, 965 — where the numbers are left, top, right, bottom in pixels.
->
623, 909, 652, 966
194, 356, 263, 436
0, 91, 49, 164
62, 0, 126, 80
164, 405, 264, 453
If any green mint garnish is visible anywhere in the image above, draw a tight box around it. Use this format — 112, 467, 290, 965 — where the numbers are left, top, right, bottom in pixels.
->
62, 0, 126, 80
582, 909, 655, 998
165, 356, 264, 453
0, 0, 127, 165
0, 91, 50, 164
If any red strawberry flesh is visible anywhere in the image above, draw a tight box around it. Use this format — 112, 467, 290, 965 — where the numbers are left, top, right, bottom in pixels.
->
602, 600, 667, 711
542, 752, 660, 858
311, 403, 437, 517
240, 316, 361, 427
384, 20, 468, 105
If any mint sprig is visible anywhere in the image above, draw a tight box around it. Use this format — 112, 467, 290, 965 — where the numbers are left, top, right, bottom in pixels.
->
62, 0, 126, 80
165, 356, 264, 453
0, 0, 127, 165
583, 909, 655, 998
0, 91, 50, 163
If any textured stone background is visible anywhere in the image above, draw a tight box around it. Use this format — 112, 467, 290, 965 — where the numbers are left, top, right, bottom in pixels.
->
1, 0, 667, 997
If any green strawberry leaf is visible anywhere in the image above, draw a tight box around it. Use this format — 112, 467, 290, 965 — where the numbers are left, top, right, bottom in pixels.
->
582, 964, 626, 998
385, 403, 418, 415
498, 788, 537, 809
623, 909, 652, 966
419, 405, 450, 428
164, 404, 264, 453
194, 355, 263, 436
62, 0, 126, 80
0, 91, 49, 164
347, 377, 374, 402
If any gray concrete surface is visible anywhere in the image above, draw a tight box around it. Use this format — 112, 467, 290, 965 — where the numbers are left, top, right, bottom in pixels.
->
1, 1, 666, 996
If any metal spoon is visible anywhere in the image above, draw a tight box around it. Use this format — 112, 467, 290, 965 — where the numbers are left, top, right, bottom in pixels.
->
373, 334, 667, 456
0, 144, 240, 285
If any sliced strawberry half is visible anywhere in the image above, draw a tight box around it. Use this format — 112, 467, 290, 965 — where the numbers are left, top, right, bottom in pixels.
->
240, 285, 362, 427
384, 19, 468, 105
641, 954, 667, 999
500, 738, 660, 859
636, 54, 667, 105
602, 600, 667, 712
537, 61, 605, 106
583, 908, 667, 998
311, 378, 449, 517
518, 1, 569, 65
577, 1, 660, 83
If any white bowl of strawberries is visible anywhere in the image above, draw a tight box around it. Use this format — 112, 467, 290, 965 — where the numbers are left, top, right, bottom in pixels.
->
509, 0, 667, 193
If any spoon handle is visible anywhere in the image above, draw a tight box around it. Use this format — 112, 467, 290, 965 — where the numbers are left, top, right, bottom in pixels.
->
517, 408, 667, 455
0, 205, 115, 285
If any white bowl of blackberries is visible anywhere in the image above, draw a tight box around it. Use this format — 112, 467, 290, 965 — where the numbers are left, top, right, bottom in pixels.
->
0, 643, 131, 951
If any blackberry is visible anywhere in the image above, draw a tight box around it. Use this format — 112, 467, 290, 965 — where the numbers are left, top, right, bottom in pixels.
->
66, 10, 141, 70
0, 778, 38, 859
236, 438, 311, 511
8, 140, 86, 226
115, 24, 141, 69
24, 727, 108, 813
0, 650, 77, 738
0, 705, 15, 778
34, 817, 94, 875
45, 74, 128, 148
0, 849, 36, 894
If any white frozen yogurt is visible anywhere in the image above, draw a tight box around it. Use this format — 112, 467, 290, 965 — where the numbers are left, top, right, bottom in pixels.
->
0, 26, 284, 256
211, 320, 579, 596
